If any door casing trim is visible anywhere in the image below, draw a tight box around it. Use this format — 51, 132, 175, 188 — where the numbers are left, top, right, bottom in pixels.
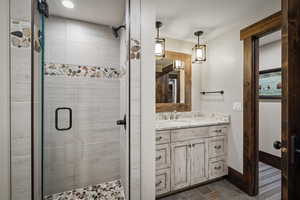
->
240, 11, 282, 196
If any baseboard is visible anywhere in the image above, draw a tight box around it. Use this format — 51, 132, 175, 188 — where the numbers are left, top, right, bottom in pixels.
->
226, 167, 248, 194
259, 151, 281, 170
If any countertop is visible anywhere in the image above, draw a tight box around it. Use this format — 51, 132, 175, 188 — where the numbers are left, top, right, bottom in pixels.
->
156, 116, 230, 131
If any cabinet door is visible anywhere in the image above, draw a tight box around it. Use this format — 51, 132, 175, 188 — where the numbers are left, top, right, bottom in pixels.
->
156, 168, 171, 196
190, 139, 208, 185
171, 141, 191, 190
156, 144, 171, 170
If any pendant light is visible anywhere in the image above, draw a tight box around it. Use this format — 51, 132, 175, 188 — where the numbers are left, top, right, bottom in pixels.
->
155, 21, 165, 58
174, 60, 185, 71
193, 31, 206, 63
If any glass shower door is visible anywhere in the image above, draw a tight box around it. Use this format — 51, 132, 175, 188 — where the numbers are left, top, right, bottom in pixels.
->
36, 0, 131, 199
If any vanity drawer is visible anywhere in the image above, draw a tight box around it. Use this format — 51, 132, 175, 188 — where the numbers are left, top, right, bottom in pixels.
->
208, 136, 226, 158
156, 144, 171, 170
156, 168, 171, 196
208, 157, 228, 179
156, 130, 171, 144
171, 127, 210, 142
209, 126, 228, 136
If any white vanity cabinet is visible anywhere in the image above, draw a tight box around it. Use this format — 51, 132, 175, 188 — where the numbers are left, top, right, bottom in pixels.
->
155, 125, 228, 197
171, 141, 191, 190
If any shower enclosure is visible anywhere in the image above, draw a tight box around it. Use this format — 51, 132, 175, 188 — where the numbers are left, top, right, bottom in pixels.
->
40, 1, 130, 199
9, 0, 143, 199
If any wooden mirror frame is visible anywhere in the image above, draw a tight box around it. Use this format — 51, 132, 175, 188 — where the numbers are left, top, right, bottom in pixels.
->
156, 51, 192, 112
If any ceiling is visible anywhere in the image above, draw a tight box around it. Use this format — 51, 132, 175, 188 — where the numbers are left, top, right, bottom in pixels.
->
48, 0, 125, 26
47, 0, 281, 44
156, 0, 281, 42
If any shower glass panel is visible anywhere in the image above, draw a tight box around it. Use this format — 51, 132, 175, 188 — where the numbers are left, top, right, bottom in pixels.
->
40, 1, 130, 199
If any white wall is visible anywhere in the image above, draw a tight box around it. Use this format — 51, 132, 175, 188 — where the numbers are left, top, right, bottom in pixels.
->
199, 3, 281, 173
259, 40, 281, 157
165, 38, 202, 111
0, 0, 11, 199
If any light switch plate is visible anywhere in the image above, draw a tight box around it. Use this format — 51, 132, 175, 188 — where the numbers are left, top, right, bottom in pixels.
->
233, 102, 242, 111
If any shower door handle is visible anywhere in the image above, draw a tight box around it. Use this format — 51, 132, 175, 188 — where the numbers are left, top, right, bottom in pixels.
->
55, 107, 72, 131
116, 114, 126, 130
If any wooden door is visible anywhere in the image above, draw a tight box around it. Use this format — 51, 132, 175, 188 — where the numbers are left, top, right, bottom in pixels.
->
190, 139, 208, 185
281, 0, 300, 199
171, 141, 191, 190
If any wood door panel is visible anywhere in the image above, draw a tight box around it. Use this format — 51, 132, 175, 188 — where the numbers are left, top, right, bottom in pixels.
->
208, 157, 228, 179
156, 168, 171, 196
156, 130, 171, 145
156, 144, 171, 170
282, 0, 300, 199
171, 141, 191, 190
190, 139, 208, 185
208, 136, 226, 158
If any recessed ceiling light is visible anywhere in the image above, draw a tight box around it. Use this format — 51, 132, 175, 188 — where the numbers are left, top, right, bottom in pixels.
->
62, 0, 74, 9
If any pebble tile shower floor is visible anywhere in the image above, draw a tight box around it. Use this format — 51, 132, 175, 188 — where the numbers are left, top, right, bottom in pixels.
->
44, 180, 125, 200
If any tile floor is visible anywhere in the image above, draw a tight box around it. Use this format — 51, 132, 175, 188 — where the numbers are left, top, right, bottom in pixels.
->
44, 179, 125, 200
159, 162, 281, 200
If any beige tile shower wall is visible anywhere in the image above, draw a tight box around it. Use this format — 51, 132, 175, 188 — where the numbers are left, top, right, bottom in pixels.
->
44, 17, 121, 195
0, 0, 11, 199
10, 0, 32, 199
45, 16, 120, 67
129, 0, 142, 199
119, 14, 130, 200
44, 78, 121, 194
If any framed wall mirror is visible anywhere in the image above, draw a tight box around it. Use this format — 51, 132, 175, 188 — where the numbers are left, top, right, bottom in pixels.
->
156, 51, 192, 112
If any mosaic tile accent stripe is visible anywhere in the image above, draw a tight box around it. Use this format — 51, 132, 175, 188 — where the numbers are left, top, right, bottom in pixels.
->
44, 180, 125, 200
10, 20, 31, 49
45, 63, 125, 79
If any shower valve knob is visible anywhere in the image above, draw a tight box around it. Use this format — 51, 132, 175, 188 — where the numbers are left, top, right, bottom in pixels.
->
116, 115, 127, 130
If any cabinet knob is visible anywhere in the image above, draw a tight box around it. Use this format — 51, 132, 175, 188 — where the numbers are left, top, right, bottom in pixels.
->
156, 155, 162, 161
214, 145, 222, 149
156, 136, 162, 141
214, 166, 222, 170
156, 180, 162, 187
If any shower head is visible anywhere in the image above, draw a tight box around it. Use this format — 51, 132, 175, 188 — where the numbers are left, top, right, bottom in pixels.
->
112, 25, 126, 38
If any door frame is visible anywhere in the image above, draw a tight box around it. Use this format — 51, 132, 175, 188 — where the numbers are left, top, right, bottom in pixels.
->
240, 11, 282, 196
281, 0, 300, 199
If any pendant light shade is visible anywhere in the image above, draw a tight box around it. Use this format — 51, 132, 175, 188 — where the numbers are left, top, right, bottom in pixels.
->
193, 31, 206, 63
174, 60, 185, 71
155, 21, 165, 58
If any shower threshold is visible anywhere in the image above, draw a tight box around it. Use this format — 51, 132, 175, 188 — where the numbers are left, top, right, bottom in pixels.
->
44, 179, 125, 200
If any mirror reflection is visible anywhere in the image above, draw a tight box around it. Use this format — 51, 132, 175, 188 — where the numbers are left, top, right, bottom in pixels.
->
156, 58, 185, 103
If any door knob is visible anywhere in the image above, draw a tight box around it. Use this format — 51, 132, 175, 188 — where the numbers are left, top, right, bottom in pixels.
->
273, 141, 287, 153
273, 141, 282, 150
